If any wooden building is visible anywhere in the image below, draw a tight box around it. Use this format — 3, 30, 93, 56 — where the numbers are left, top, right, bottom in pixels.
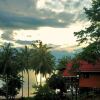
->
63, 60, 100, 89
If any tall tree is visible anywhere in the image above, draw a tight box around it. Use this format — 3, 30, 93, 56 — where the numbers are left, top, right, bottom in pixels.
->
17, 49, 25, 98
0, 43, 19, 99
0, 74, 22, 99
74, 0, 100, 62
17, 46, 31, 98
31, 40, 55, 86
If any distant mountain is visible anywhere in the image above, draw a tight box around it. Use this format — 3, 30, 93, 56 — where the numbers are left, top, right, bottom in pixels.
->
51, 50, 74, 60
51, 48, 82, 60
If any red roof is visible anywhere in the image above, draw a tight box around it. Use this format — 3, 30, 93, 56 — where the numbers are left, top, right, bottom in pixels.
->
63, 60, 100, 88
63, 60, 100, 76
79, 60, 100, 72
63, 63, 76, 77
63, 70, 75, 77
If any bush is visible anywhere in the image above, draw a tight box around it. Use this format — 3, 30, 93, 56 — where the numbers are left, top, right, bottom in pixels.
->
33, 85, 59, 100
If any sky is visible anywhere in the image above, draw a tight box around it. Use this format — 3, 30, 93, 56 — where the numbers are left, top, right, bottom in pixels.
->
0, 0, 92, 97
0, 0, 91, 52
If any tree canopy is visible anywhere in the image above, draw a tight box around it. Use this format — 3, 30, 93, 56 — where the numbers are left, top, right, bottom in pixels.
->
74, 0, 100, 62
31, 41, 55, 76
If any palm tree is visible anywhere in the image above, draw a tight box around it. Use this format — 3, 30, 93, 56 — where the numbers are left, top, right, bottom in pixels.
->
0, 43, 19, 100
17, 50, 24, 98
17, 46, 31, 98
31, 40, 55, 86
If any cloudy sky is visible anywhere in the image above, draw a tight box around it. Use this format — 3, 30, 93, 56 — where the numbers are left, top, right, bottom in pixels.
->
0, 0, 91, 52
0, 0, 92, 97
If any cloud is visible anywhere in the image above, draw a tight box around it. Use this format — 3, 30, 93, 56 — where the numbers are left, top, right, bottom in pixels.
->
1, 30, 14, 41
47, 43, 79, 52
0, 11, 68, 29
48, 44, 61, 49
0, 0, 91, 29
15, 40, 33, 45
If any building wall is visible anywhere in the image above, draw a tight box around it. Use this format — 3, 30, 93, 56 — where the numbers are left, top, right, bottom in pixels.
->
79, 74, 100, 88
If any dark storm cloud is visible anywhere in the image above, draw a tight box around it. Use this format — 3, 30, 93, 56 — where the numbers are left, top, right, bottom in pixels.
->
1, 30, 14, 41
0, 11, 67, 29
15, 40, 33, 45
0, 0, 91, 29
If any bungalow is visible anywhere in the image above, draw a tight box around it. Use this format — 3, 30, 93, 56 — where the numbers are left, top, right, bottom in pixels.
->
63, 60, 100, 92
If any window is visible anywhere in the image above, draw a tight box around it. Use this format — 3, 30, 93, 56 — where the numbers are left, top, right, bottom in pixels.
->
83, 73, 89, 78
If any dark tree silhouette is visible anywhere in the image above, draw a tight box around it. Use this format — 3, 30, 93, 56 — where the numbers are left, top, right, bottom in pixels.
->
0, 43, 21, 99
17, 45, 31, 99
74, 0, 100, 62
31, 40, 55, 86
0, 75, 22, 99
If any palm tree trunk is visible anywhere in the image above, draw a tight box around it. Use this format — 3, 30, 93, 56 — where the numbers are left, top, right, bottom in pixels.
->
44, 74, 47, 82
27, 70, 30, 98
22, 71, 24, 98
40, 73, 42, 86
35, 73, 38, 86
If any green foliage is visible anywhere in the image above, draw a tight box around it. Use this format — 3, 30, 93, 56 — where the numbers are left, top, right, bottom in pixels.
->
72, 63, 79, 70
47, 74, 66, 92
33, 85, 59, 100
74, 0, 100, 43
74, 23, 100, 44
77, 42, 100, 63
74, 0, 100, 62
0, 75, 22, 98
0, 43, 22, 99
0, 43, 19, 75
17, 46, 31, 72
85, 0, 100, 22
57, 56, 71, 70
17, 45, 32, 98
34, 74, 71, 100
31, 41, 55, 76
0, 41, 55, 98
